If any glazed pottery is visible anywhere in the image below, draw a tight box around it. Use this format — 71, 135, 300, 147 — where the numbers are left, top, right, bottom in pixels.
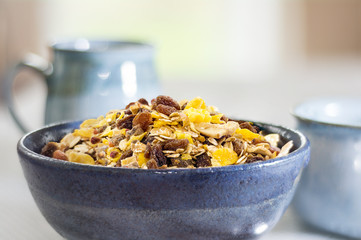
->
292, 97, 361, 239
18, 120, 310, 240
6, 39, 160, 133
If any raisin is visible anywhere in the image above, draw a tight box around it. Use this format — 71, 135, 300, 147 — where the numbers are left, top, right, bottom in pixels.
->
109, 134, 125, 146
163, 139, 189, 151
239, 121, 259, 133
181, 102, 188, 110
110, 151, 119, 158
144, 142, 152, 158
246, 156, 264, 163
252, 138, 267, 145
196, 153, 211, 167
52, 150, 68, 161
133, 112, 152, 131
94, 125, 107, 134
116, 149, 133, 167
138, 98, 149, 105
220, 115, 228, 122
156, 104, 178, 116
124, 109, 132, 115
126, 125, 144, 138
91, 136, 101, 144
125, 102, 136, 109
120, 149, 133, 160
270, 146, 280, 153
116, 114, 135, 129
232, 139, 243, 155
146, 159, 158, 169
41, 142, 58, 157
152, 95, 180, 110
170, 158, 193, 168
151, 143, 167, 167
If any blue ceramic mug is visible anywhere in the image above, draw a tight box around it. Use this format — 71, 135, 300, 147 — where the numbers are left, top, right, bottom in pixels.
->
292, 97, 361, 239
5, 39, 160, 133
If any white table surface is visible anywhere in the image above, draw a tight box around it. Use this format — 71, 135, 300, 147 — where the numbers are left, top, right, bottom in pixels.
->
1, 64, 360, 239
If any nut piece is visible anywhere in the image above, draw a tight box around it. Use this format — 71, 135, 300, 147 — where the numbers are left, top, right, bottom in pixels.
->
41, 142, 59, 157
53, 150, 68, 161
194, 121, 239, 139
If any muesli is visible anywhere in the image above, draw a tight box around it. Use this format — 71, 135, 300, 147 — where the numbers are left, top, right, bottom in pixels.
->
41, 95, 293, 168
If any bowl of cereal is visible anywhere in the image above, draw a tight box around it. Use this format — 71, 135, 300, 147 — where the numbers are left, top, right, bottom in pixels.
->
18, 96, 310, 240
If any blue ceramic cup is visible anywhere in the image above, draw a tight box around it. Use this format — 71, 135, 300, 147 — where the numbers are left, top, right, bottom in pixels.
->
292, 97, 361, 239
5, 39, 160, 133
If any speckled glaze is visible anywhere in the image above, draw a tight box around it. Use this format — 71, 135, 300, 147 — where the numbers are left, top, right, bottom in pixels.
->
6, 39, 160, 133
17, 121, 310, 240
292, 97, 361, 239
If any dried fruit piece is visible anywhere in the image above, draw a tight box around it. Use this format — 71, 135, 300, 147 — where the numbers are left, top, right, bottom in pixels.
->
163, 139, 189, 151
41, 142, 59, 157
138, 98, 149, 105
152, 95, 180, 110
116, 114, 135, 129
150, 143, 167, 167
170, 158, 193, 168
146, 159, 158, 169
133, 111, 152, 131
42, 95, 293, 168
196, 153, 211, 167
232, 139, 243, 155
156, 104, 178, 116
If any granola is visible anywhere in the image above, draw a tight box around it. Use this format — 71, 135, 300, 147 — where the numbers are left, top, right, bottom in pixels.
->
41, 96, 293, 168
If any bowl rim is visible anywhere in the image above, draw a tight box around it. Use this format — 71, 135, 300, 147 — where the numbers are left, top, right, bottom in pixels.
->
291, 97, 361, 129
18, 120, 310, 174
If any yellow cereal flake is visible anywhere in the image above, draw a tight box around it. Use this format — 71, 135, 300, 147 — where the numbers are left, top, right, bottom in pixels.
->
181, 153, 192, 160
185, 97, 206, 109
67, 151, 95, 165
47, 95, 291, 169
197, 135, 206, 142
130, 132, 147, 142
153, 120, 178, 128
95, 118, 108, 128
102, 138, 109, 145
105, 112, 118, 123
137, 152, 148, 167
101, 126, 114, 137
235, 128, 265, 141
80, 118, 99, 129
175, 130, 194, 144
151, 111, 162, 119
210, 114, 224, 124
107, 147, 121, 162
211, 148, 238, 167
73, 128, 93, 138
183, 108, 211, 123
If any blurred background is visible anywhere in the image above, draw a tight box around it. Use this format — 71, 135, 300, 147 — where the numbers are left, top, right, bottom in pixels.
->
1, 0, 361, 129
0, 0, 360, 239
1, 0, 361, 85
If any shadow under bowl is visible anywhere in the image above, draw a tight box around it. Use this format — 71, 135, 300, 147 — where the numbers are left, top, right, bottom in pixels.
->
17, 120, 310, 240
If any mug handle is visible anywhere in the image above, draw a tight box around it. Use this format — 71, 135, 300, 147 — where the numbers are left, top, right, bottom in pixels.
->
4, 53, 53, 133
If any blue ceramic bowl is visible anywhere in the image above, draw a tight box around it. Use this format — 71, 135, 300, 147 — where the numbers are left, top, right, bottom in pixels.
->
292, 97, 361, 239
17, 120, 309, 240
